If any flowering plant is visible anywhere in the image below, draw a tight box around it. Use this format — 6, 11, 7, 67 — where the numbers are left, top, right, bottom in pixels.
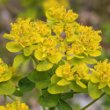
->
0, 0, 109, 110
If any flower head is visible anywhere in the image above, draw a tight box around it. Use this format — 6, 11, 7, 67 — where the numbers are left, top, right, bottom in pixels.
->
91, 60, 110, 89
4, 18, 44, 48
56, 63, 74, 86
45, 1, 78, 23
78, 25, 102, 57
73, 63, 89, 80
66, 42, 85, 60
34, 21, 51, 37
34, 37, 63, 64
64, 10, 78, 23
0, 58, 12, 82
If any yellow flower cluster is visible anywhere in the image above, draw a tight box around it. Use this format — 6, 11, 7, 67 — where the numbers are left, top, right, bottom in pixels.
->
91, 60, 110, 89
56, 63, 74, 86
0, 101, 29, 110
55, 62, 89, 88
4, 5, 102, 62
43, 0, 69, 11
4, 18, 51, 48
45, 0, 78, 23
0, 58, 12, 82
34, 37, 63, 64
4, 0, 103, 92
66, 25, 102, 59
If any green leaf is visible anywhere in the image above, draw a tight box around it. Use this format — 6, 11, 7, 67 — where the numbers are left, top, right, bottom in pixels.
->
13, 89, 23, 97
19, 77, 35, 93
72, 58, 81, 65
35, 81, 50, 90
36, 61, 53, 71
57, 99, 72, 110
0, 81, 15, 95
20, 57, 32, 73
6, 42, 22, 52
70, 81, 87, 93
82, 57, 97, 64
51, 74, 61, 84
39, 92, 59, 107
28, 70, 50, 89
72, 57, 97, 65
48, 84, 70, 94
76, 80, 87, 88
88, 82, 102, 99
103, 86, 110, 95
13, 54, 26, 69
61, 91, 74, 100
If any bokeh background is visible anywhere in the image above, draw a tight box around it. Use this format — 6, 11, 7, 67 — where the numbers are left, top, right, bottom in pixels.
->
0, 0, 110, 110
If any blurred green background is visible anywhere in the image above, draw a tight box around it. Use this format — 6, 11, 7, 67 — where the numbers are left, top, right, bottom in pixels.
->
0, 0, 110, 110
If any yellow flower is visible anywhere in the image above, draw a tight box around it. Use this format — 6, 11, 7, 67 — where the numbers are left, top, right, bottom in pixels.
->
48, 48, 63, 64
78, 25, 102, 57
0, 106, 5, 110
72, 63, 89, 88
34, 37, 57, 61
52, 23, 64, 35
56, 63, 74, 86
66, 25, 102, 59
73, 63, 89, 80
34, 21, 51, 37
64, 10, 78, 23
0, 58, 12, 82
55, 62, 89, 88
91, 59, 110, 89
44, 0, 69, 10
66, 42, 85, 60
4, 18, 44, 48
34, 44, 47, 61
34, 37, 63, 64
0, 101, 29, 110
46, 5, 66, 21
64, 22, 80, 42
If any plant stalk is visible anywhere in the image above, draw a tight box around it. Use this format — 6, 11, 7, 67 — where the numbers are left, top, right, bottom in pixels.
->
7, 95, 17, 101
80, 93, 105, 110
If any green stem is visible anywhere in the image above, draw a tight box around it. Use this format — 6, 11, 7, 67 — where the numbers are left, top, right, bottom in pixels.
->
7, 95, 17, 101
80, 93, 105, 110
4, 95, 7, 104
